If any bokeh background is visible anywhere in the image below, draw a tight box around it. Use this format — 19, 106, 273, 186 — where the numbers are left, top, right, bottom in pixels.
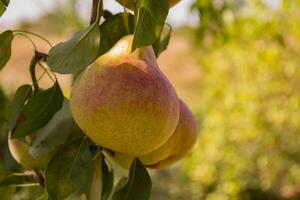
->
1, 0, 300, 199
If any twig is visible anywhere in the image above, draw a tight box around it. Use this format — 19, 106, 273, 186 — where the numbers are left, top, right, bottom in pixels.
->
14, 30, 53, 47
90, 0, 100, 24
29, 56, 39, 94
33, 169, 45, 187
37, 61, 56, 83
29, 51, 49, 94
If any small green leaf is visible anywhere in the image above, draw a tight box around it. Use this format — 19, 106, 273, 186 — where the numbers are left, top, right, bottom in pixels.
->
47, 23, 100, 74
132, 0, 168, 50
0, 173, 36, 187
36, 193, 48, 200
29, 99, 84, 158
153, 24, 172, 57
0, 0, 9, 17
86, 154, 114, 200
102, 155, 114, 200
45, 138, 93, 200
112, 159, 152, 200
6, 85, 33, 132
99, 12, 134, 56
114, 177, 128, 191
0, 30, 13, 70
87, 157, 102, 200
12, 82, 64, 138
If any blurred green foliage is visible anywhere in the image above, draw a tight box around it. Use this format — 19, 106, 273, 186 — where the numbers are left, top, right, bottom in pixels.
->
184, 0, 300, 199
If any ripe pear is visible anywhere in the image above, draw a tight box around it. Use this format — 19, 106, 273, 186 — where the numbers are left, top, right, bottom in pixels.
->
8, 136, 51, 170
111, 100, 198, 169
116, 0, 181, 10
70, 35, 180, 156
8, 99, 79, 170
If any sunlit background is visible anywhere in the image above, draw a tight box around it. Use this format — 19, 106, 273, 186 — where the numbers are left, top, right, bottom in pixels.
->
1, 0, 300, 199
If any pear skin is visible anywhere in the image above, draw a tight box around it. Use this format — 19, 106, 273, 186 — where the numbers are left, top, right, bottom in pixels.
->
112, 100, 198, 169
8, 99, 74, 170
70, 35, 180, 156
116, 0, 181, 10
8, 137, 51, 170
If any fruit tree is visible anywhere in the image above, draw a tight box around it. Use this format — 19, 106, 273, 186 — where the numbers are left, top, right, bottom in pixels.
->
0, 0, 199, 199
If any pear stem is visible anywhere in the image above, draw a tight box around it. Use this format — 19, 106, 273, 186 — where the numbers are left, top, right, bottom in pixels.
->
33, 169, 45, 187
29, 51, 49, 95
133, 2, 139, 30
90, 0, 103, 25
95, 0, 103, 23
29, 56, 39, 95
90, 0, 99, 24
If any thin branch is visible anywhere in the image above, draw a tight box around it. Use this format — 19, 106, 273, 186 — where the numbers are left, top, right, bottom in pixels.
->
95, 0, 103, 23
37, 69, 47, 82
14, 33, 38, 51
29, 51, 51, 94
33, 169, 45, 188
14, 30, 53, 47
29, 56, 39, 94
90, 0, 100, 24
37, 61, 56, 83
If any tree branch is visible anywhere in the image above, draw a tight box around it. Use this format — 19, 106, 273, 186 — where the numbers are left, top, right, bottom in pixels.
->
29, 51, 49, 95
90, 0, 100, 25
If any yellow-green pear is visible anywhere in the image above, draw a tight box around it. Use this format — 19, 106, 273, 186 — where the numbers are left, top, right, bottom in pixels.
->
116, 0, 181, 10
8, 136, 51, 170
70, 35, 180, 156
111, 100, 198, 169
8, 99, 78, 170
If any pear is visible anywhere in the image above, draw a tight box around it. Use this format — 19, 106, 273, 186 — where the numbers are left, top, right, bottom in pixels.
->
8, 100, 79, 170
111, 99, 198, 169
70, 35, 180, 156
8, 136, 51, 170
116, 0, 181, 10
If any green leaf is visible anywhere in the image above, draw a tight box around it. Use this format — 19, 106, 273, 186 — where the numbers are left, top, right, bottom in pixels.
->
87, 157, 102, 200
29, 99, 84, 158
86, 154, 114, 200
6, 85, 33, 132
112, 159, 152, 200
0, 0, 9, 17
45, 138, 93, 200
132, 0, 168, 50
101, 155, 114, 200
47, 23, 100, 74
0, 187, 15, 200
0, 175, 23, 187
36, 193, 48, 200
0, 30, 13, 70
0, 173, 36, 187
12, 82, 64, 138
0, 88, 6, 113
114, 177, 128, 191
99, 12, 134, 56
152, 24, 172, 57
